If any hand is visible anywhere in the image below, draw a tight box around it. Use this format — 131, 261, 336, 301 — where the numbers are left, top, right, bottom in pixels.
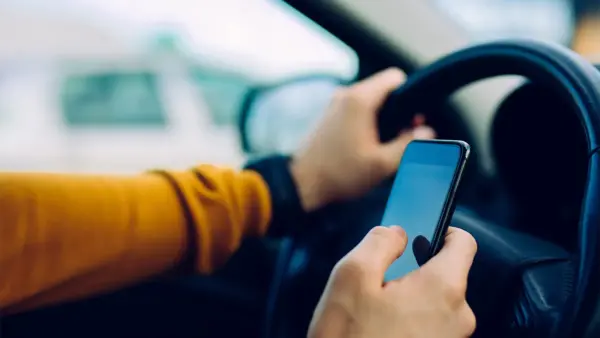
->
290, 68, 435, 211
308, 226, 477, 338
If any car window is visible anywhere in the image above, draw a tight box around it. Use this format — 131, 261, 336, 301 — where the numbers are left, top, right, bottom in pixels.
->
3, 0, 358, 171
190, 70, 251, 126
187, 0, 358, 126
433, 0, 576, 46
60, 71, 167, 127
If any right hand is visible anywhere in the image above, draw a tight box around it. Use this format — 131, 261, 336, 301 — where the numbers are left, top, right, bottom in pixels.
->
290, 68, 435, 212
308, 226, 478, 338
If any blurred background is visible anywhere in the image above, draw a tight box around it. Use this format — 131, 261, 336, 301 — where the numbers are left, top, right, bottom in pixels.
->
0, 0, 599, 174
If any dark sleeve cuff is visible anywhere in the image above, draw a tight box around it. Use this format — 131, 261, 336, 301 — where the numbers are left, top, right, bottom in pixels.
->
244, 154, 306, 238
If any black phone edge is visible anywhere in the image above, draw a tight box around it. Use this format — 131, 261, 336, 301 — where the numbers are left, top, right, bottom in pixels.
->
419, 139, 471, 257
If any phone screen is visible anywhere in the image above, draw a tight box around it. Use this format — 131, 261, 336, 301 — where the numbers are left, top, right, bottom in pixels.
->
381, 141, 464, 282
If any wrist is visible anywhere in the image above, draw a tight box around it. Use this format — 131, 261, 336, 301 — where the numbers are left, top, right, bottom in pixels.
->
245, 154, 306, 237
289, 159, 331, 212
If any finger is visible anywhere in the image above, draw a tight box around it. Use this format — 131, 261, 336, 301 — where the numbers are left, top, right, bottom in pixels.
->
412, 125, 436, 140
412, 114, 426, 127
379, 126, 436, 174
348, 68, 405, 109
423, 227, 477, 286
345, 225, 409, 284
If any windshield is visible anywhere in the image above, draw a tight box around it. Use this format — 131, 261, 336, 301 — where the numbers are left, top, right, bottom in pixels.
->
433, 0, 576, 46
0, 0, 357, 172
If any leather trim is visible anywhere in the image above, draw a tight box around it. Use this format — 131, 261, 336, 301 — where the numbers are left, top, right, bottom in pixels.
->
570, 151, 600, 337
379, 39, 600, 152
378, 40, 600, 336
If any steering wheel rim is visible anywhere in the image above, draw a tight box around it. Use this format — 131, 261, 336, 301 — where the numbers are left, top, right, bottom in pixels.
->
265, 39, 600, 338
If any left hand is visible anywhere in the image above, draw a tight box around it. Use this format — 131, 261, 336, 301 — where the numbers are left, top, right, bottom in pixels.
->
291, 68, 435, 212
308, 226, 477, 338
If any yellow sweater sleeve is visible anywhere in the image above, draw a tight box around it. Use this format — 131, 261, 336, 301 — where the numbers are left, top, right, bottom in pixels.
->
0, 165, 272, 314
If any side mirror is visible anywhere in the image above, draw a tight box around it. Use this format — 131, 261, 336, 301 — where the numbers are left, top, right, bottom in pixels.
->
238, 75, 346, 155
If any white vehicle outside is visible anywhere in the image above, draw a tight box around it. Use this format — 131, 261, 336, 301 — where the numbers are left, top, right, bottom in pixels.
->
0, 59, 247, 173
0, 0, 357, 173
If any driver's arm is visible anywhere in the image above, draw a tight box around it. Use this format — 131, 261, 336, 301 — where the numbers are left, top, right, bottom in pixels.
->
0, 67, 429, 315
0, 165, 273, 314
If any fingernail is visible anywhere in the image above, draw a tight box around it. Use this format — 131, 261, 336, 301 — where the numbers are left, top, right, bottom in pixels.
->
385, 68, 406, 82
388, 225, 407, 237
413, 126, 435, 139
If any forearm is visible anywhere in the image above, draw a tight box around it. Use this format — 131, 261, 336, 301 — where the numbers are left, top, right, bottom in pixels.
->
0, 166, 271, 314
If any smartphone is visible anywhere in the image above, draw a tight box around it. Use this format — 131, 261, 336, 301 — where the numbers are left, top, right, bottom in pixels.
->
381, 139, 470, 282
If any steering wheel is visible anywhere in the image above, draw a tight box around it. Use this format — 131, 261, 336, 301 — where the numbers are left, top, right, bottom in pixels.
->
263, 40, 600, 338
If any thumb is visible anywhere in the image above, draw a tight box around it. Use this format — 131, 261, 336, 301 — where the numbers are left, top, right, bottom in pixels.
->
345, 226, 409, 284
379, 126, 436, 174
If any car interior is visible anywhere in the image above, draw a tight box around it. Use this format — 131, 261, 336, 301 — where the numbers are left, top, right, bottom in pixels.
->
3, 1, 600, 338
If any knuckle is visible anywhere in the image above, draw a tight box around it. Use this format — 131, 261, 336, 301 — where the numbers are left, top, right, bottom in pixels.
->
333, 87, 350, 102
333, 257, 369, 284
339, 86, 368, 109
465, 233, 478, 255
370, 156, 393, 176
453, 228, 478, 254
425, 273, 465, 306
461, 306, 477, 335
443, 282, 466, 305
